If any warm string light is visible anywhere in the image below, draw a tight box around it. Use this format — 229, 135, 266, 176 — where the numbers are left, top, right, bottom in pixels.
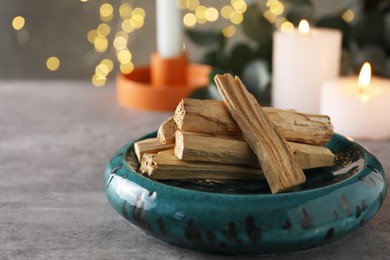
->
342, 9, 354, 22
264, 0, 286, 25
12, 16, 25, 30
46, 56, 60, 71
9, 1, 359, 83
180, 0, 247, 38
86, 1, 145, 87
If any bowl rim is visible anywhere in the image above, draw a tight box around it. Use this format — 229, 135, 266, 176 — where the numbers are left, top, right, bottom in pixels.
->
112, 131, 382, 199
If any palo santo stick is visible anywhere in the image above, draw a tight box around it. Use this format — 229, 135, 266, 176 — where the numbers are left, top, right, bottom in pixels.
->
214, 74, 306, 193
157, 116, 177, 144
288, 142, 335, 170
175, 131, 258, 167
175, 131, 334, 169
134, 138, 174, 161
140, 150, 263, 180
174, 98, 333, 145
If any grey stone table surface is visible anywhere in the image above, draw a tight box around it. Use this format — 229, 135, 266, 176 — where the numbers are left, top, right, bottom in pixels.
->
1, 81, 389, 260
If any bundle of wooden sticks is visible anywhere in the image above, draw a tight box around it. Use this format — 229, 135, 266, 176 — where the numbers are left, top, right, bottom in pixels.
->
134, 74, 335, 193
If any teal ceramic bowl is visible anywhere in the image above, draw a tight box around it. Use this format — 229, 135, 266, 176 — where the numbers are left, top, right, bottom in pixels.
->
104, 132, 387, 255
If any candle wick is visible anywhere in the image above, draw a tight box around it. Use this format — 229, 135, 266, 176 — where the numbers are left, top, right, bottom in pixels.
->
359, 87, 370, 103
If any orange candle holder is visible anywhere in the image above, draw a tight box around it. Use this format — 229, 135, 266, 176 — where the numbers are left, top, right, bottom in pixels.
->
116, 52, 211, 111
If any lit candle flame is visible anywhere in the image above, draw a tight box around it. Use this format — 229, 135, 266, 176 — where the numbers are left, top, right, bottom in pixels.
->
298, 19, 310, 34
358, 62, 371, 102
358, 62, 371, 88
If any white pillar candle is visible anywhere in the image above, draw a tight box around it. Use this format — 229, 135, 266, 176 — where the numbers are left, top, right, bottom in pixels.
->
272, 20, 342, 113
320, 63, 390, 139
156, 0, 183, 58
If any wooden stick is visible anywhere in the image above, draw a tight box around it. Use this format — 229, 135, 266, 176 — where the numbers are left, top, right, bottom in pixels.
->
157, 116, 177, 144
288, 142, 335, 170
173, 98, 333, 145
134, 138, 174, 161
175, 131, 334, 169
140, 150, 263, 180
214, 74, 306, 193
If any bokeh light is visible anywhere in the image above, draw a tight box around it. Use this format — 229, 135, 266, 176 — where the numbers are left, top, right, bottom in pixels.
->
46, 56, 60, 71
221, 5, 234, 19
119, 3, 133, 19
97, 23, 111, 36
120, 62, 134, 74
100, 3, 114, 22
263, 10, 277, 23
183, 13, 197, 27
12, 16, 25, 31
100, 59, 114, 72
275, 17, 287, 28
187, 0, 200, 10
94, 35, 108, 52
222, 25, 236, 37
117, 49, 132, 64
130, 14, 144, 29
113, 35, 128, 50
232, 0, 247, 14
176, 0, 187, 10
95, 63, 110, 77
121, 19, 135, 33
132, 8, 146, 19
269, 1, 284, 16
280, 21, 294, 32
87, 30, 98, 44
205, 8, 219, 22
342, 9, 354, 22
230, 12, 243, 24
92, 74, 106, 87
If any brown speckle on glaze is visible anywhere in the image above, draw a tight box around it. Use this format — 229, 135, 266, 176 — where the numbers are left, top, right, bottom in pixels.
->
185, 220, 204, 247
157, 217, 166, 236
206, 230, 215, 246
340, 195, 352, 217
333, 210, 339, 220
355, 206, 362, 218
223, 222, 237, 240
361, 200, 367, 211
301, 208, 312, 229
325, 228, 334, 240
246, 216, 261, 242
282, 220, 291, 229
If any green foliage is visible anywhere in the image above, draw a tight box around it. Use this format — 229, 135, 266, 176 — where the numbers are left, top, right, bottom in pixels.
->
186, 29, 223, 46
185, 0, 390, 99
241, 4, 273, 45
285, 0, 314, 25
352, 10, 385, 48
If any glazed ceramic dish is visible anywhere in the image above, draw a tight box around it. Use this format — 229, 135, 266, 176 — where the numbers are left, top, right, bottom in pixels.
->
104, 132, 387, 255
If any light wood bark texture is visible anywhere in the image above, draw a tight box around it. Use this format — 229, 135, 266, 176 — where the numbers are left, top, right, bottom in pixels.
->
134, 138, 174, 161
175, 131, 334, 169
214, 74, 306, 193
173, 98, 333, 145
139, 150, 263, 180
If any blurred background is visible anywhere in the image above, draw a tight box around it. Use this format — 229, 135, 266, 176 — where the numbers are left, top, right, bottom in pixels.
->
1, 0, 388, 87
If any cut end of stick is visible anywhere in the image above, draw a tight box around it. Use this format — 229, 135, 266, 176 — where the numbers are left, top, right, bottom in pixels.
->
174, 130, 184, 160
157, 116, 177, 144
